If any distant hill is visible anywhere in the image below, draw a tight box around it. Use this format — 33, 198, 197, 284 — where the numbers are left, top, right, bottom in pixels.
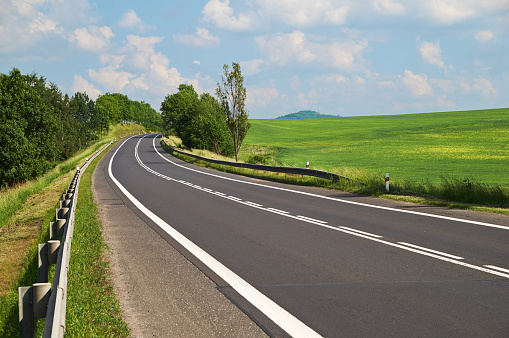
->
276, 110, 340, 119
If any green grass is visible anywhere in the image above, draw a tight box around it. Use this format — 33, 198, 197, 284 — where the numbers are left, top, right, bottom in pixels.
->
242, 108, 509, 186
65, 145, 129, 337
0, 124, 149, 337
0, 206, 56, 337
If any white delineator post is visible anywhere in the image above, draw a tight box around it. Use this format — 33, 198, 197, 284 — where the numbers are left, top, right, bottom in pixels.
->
306, 161, 309, 169
385, 173, 389, 192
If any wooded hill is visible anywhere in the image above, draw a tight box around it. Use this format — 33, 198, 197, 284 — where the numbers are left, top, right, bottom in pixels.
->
276, 110, 340, 119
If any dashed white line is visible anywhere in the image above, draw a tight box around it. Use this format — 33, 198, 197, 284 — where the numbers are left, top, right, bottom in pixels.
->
397, 242, 464, 260
339, 226, 382, 238
296, 215, 328, 224
266, 208, 290, 214
243, 201, 264, 208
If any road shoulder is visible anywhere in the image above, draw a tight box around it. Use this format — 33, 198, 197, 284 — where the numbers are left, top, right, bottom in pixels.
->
92, 143, 267, 337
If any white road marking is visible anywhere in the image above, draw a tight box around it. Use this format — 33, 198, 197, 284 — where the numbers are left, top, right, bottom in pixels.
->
483, 265, 509, 274
227, 196, 242, 201
142, 136, 509, 279
339, 226, 382, 238
111, 136, 322, 338
154, 137, 509, 231
397, 242, 464, 260
243, 201, 264, 208
266, 208, 290, 214
296, 215, 328, 224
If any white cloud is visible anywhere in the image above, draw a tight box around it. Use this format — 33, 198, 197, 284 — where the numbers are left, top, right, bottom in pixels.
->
371, 0, 405, 15
317, 73, 348, 84
147, 52, 184, 96
401, 69, 433, 96
472, 78, 497, 97
71, 26, 114, 51
125, 35, 164, 55
377, 80, 396, 89
354, 76, 366, 85
475, 30, 494, 42
256, 30, 368, 71
423, 0, 477, 25
119, 10, 142, 29
29, 12, 59, 34
71, 75, 102, 100
239, 59, 264, 75
202, 0, 254, 30
297, 92, 318, 108
329, 40, 368, 70
246, 87, 280, 107
173, 28, 220, 47
99, 54, 125, 69
255, 30, 315, 65
257, 0, 349, 26
88, 68, 133, 92
418, 40, 452, 73
131, 75, 149, 90
193, 60, 201, 65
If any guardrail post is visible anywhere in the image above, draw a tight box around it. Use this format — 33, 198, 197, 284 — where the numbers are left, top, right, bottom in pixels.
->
38, 241, 60, 283
19, 283, 51, 337
19, 286, 33, 338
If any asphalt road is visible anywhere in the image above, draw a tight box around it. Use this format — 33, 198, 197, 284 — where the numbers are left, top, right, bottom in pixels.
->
102, 134, 509, 337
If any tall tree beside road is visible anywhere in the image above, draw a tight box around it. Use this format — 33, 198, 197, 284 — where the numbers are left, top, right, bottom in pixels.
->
216, 63, 250, 162
160, 84, 198, 136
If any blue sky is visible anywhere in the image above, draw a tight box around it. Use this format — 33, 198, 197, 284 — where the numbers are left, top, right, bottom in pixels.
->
1, 0, 508, 118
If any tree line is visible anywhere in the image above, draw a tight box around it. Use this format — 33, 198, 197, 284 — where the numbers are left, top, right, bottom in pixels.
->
160, 62, 250, 161
0, 67, 162, 189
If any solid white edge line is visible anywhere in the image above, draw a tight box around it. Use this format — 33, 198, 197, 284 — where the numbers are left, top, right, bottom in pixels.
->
154, 137, 509, 231
397, 242, 464, 260
110, 135, 322, 338
483, 265, 509, 274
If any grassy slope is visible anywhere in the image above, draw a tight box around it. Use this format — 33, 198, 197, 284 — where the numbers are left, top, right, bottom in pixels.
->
0, 123, 147, 336
243, 108, 509, 186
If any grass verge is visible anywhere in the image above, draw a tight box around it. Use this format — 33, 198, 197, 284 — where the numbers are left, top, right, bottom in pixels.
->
64, 143, 129, 337
0, 125, 148, 336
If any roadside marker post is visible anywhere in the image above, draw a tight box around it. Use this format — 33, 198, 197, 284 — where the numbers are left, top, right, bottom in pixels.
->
306, 161, 309, 169
385, 173, 389, 192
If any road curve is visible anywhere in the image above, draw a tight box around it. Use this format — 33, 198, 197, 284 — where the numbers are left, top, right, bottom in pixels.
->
102, 134, 509, 337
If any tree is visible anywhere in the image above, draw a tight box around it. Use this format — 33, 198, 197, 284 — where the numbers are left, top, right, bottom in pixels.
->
216, 63, 250, 162
160, 84, 198, 135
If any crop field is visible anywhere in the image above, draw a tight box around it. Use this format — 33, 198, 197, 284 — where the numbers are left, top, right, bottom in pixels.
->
242, 108, 509, 186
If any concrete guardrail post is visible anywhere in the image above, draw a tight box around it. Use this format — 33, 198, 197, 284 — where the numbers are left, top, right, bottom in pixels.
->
38, 240, 60, 283
19, 283, 51, 337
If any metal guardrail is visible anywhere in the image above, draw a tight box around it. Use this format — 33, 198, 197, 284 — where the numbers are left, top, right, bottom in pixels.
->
18, 140, 113, 338
161, 139, 365, 185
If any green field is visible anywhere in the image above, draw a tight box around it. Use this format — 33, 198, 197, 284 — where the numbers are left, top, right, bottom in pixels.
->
242, 108, 509, 186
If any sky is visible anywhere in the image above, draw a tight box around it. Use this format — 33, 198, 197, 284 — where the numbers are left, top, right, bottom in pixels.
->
1, 0, 508, 118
